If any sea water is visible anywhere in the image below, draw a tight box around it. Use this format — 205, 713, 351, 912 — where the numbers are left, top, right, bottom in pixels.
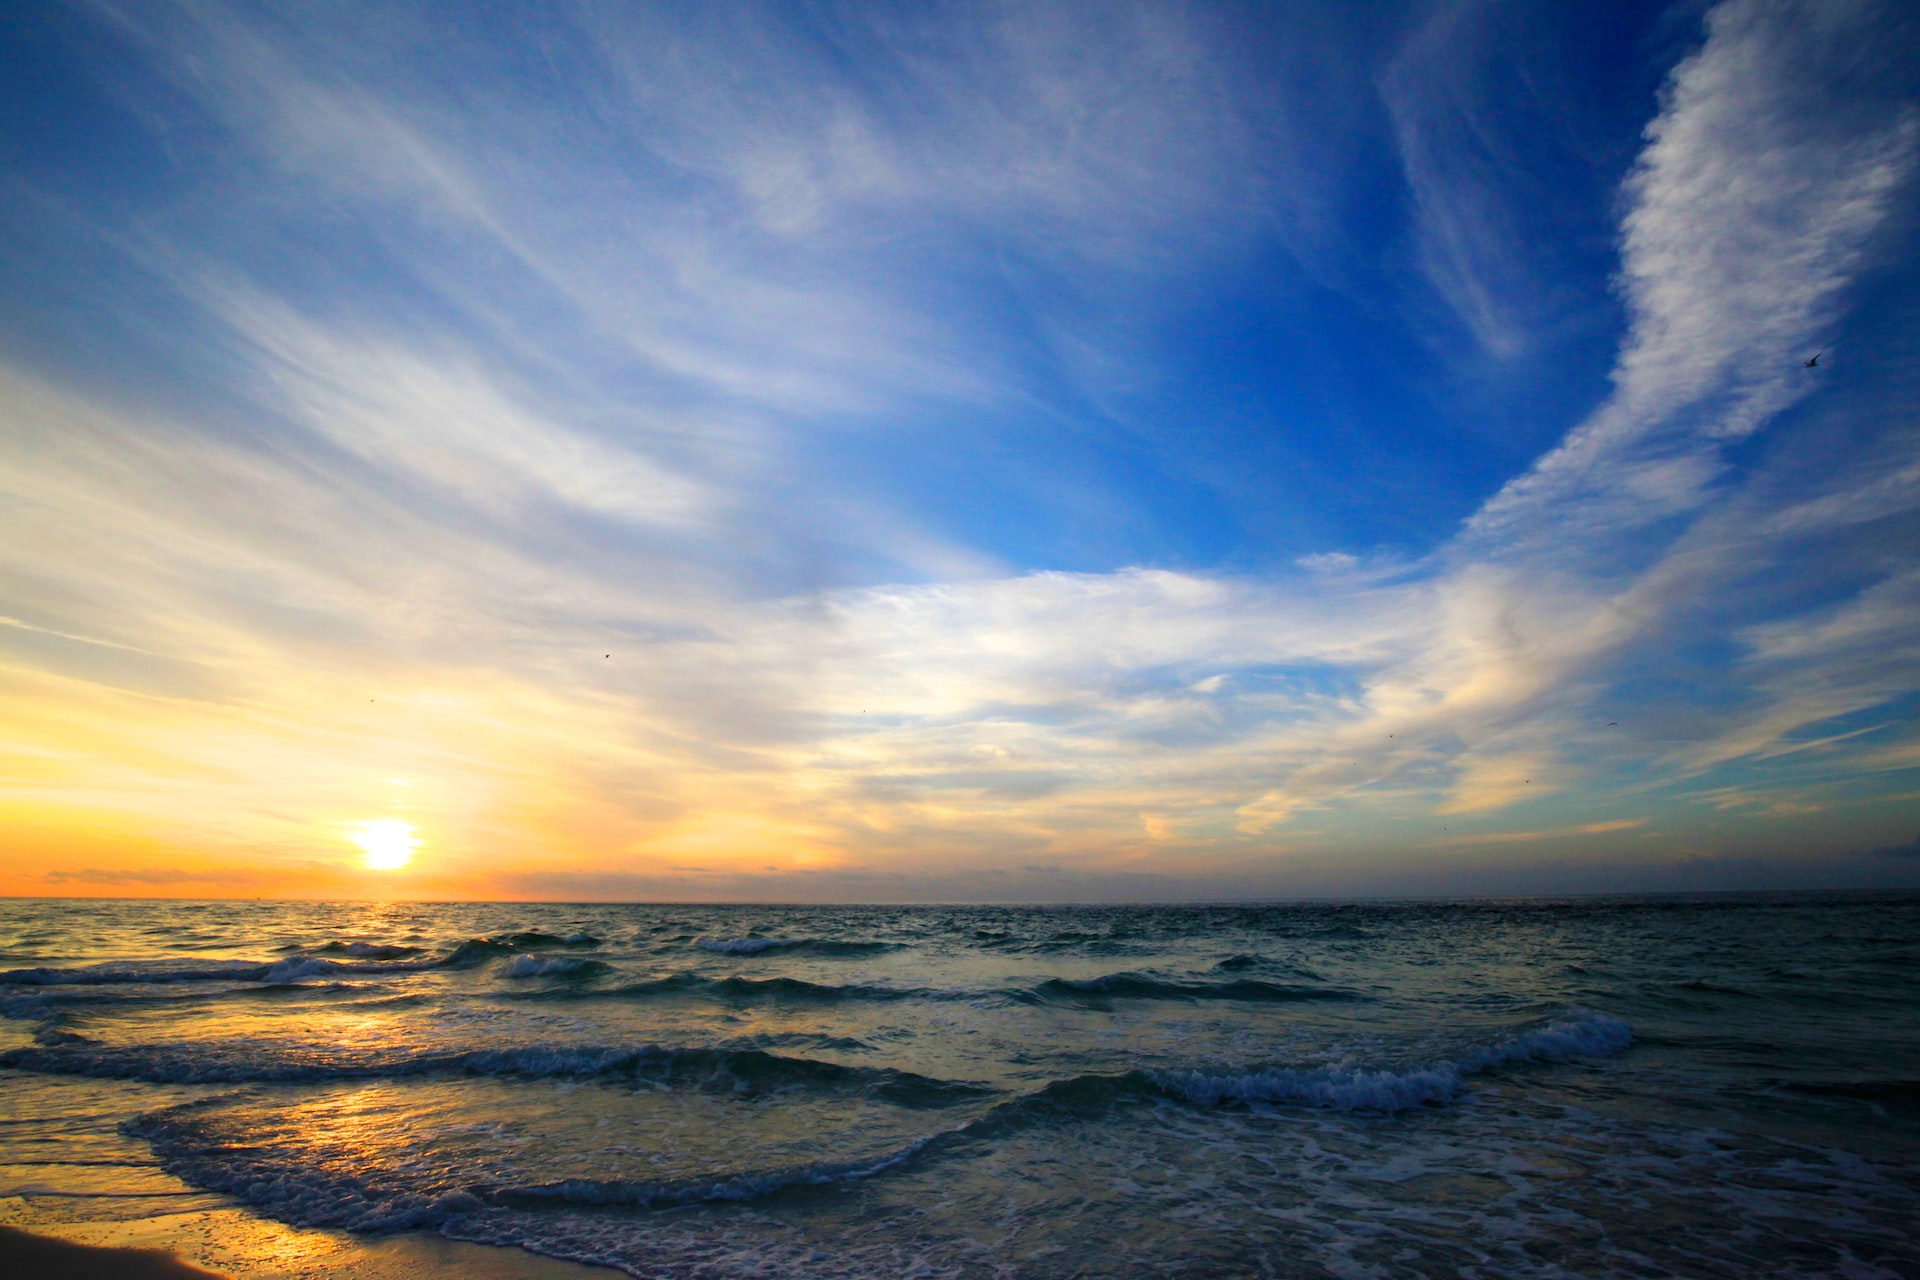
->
1, 894, 1916, 1278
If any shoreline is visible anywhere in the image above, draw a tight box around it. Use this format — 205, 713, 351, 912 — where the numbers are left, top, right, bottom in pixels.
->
0, 1207, 628, 1280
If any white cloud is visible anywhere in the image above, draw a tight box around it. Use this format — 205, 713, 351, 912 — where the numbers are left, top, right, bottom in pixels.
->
1466, 0, 1916, 550
1380, 2, 1538, 359
210, 288, 715, 530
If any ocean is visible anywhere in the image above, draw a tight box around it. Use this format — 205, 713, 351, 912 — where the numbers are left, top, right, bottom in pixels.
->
1, 894, 1916, 1278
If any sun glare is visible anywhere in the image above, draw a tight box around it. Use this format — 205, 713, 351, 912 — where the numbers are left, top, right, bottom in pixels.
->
350, 819, 418, 871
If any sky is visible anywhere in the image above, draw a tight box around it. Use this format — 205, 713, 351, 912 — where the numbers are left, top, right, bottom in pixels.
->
1, 0, 1918, 902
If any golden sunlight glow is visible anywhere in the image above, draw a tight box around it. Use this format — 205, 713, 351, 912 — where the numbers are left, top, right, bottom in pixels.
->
350, 819, 418, 871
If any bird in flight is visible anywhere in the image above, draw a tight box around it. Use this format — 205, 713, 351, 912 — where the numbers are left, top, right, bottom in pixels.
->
1804, 352, 1821, 367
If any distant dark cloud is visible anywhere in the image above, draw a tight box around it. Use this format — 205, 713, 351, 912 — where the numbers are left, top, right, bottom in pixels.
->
1867, 834, 1920, 860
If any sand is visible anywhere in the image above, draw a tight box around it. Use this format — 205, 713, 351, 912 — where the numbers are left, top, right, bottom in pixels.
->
0, 1205, 628, 1280
0, 1223, 229, 1279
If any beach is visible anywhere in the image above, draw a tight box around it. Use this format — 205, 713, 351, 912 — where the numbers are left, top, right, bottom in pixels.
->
0, 1215, 623, 1280
1, 1223, 226, 1280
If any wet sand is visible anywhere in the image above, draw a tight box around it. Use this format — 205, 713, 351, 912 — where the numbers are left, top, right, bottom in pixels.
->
0, 1224, 228, 1279
0, 1207, 628, 1280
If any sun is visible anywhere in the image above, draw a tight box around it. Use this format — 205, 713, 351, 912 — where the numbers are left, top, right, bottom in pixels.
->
349, 819, 418, 871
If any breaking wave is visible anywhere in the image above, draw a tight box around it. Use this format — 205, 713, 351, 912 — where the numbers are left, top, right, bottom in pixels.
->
1153, 1013, 1633, 1111
501, 955, 611, 979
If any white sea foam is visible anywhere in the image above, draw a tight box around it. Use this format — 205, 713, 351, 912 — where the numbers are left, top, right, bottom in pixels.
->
260, 957, 335, 983
501, 954, 610, 979
1155, 1062, 1468, 1111
1150, 1012, 1632, 1112
1459, 1012, 1634, 1070
260, 955, 437, 983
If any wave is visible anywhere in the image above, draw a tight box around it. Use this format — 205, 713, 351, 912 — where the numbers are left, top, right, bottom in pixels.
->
501, 955, 611, 979
522, 969, 1355, 1008
258, 955, 439, 983
442, 938, 516, 966
1, 980, 400, 1043
4, 1039, 993, 1106
1024, 971, 1360, 1006
311, 942, 422, 960
124, 1103, 496, 1233
1456, 1013, 1633, 1070
915, 1012, 1633, 1131
0, 930, 602, 989
233, 981, 368, 1000
103, 1011, 1636, 1239
711, 976, 924, 1002
499, 974, 925, 1005
1, 986, 222, 1020
1154, 1012, 1632, 1112
0, 960, 277, 986
494, 931, 601, 949
695, 937, 899, 956
507, 973, 930, 1005
1151, 1062, 1464, 1110
4, 960, 1357, 1014
493, 1143, 927, 1210
1211, 953, 1325, 980
521, 973, 707, 1001
521, 970, 1327, 1007
19, 1011, 1629, 1115
979, 930, 1153, 956
125, 1101, 937, 1235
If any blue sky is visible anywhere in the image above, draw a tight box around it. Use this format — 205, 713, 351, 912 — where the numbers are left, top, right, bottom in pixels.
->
1, 0, 1917, 900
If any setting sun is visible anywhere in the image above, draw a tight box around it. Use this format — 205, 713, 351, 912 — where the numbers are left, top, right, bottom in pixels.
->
349, 820, 418, 871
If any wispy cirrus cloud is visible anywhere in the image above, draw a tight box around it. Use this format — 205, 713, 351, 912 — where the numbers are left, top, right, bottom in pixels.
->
1466, 0, 1917, 552
1426, 818, 1644, 847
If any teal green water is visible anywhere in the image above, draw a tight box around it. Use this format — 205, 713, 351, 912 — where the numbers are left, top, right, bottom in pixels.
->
2, 894, 1917, 1277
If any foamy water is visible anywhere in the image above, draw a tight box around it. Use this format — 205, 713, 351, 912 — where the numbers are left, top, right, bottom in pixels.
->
2, 895, 1916, 1277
